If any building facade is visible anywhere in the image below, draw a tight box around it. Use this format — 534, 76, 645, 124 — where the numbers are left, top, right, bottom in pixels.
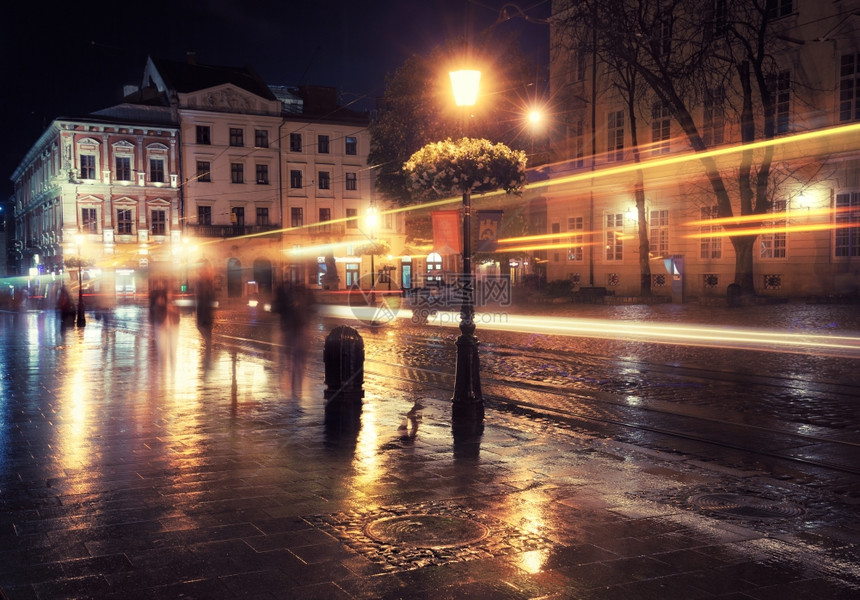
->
534, 0, 860, 299
11, 55, 404, 305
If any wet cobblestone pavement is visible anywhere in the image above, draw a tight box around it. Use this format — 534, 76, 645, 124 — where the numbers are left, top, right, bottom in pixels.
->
1, 304, 859, 599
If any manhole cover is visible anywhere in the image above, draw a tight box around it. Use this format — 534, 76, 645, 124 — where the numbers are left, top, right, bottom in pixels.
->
691, 493, 805, 519
364, 514, 490, 549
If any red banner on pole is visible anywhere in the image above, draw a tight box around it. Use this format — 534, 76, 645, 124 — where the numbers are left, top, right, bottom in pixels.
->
432, 210, 462, 255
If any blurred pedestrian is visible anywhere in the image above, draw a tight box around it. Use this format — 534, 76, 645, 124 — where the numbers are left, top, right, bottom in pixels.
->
56, 285, 76, 326
196, 261, 216, 344
273, 282, 316, 398
149, 277, 179, 371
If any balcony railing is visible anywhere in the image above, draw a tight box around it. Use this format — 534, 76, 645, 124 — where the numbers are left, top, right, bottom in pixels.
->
185, 224, 281, 238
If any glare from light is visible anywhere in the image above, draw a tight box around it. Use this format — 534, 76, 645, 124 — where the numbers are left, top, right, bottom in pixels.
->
450, 69, 481, 106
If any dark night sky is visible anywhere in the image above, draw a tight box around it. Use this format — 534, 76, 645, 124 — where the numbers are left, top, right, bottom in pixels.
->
0, 0, 550, 197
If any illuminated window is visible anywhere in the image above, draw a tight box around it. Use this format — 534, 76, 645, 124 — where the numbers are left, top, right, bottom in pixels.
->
291, 207, 303, 227
345, 172, 357, 191
345, 136, 357, 155
229, 128, 244, 146
80, 155, 96, 179
290, 169, 303, 189
760, 199, 787, 259
116, 209, 133, 234
651, 101, 670, 155
835, 192, 860, 257
607, 110, 624, 162
198, 206, 212, 226
150, 210, 166, 236
254, 129, 269, 148
149, 158, 165, 183
231, 163, 244, 184
318, 135, 330, 154
290, 133, 302, 152
197, 160, 211, 182
650, 209, 669, 257
115, 156, 132, 181
840, 54, 860, 122
81, 208, 98, 233
568, 216, 584, 261
196, 126, 211, 144
605, 212, 623, 260
699, 206, 722, 259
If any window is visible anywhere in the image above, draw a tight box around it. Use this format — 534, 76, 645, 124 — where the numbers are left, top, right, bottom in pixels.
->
196, 126, 211, 145
605, 213, 623, 260
654, 8, 673, 56
232, 207, 245, 227
713, 0, 728, 37
650, 209, 669, 257
290, 133, 302, 152
573, 45, 587, 82
703, 87, 725, 146
607, 111, 624, 162
151, 210, 166, 236
291, 207, 303, 228
699, 206, 722, 259
256, 207, 269, 226
651, 101, 671, 155
231, 163, 244, 184
345, 263, 360, 287
840, 54, 860, 122
760, 199, 787, 259
116, 209, 133, 234
150, 158, 165, 183
318, 171, 330, 190
568, 216, 584, 261
256, 164, 269, 184
345, 136, 357, 155
80, 155, 96, 179
229, 128, 244, 146
81, 208, 98, 233
551, 222, 561, 262
254, 129, 269, 148
197, 160, 211, 182
346, 207, 358, 229
115, 156, 131, 181
198, 206, 212, 226
318, 135, 330, 154
766, 0, 793, 19
318, 207, 331, 233
571, 119, 585, 169
345, 172, 357, 191
290, 169, 303, 189
835, 192, 860, 257
767, 70, 790, 134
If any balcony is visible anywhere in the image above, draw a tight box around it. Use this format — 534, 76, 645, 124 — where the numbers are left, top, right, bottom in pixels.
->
185, 224, 281, 238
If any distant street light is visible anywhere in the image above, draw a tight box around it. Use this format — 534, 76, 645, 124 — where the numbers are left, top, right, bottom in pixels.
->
74, 234, 86, 327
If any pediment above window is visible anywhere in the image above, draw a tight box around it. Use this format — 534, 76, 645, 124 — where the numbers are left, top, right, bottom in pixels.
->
185, 84, 257, 113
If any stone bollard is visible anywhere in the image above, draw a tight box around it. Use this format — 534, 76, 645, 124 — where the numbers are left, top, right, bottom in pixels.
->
324, 325, 365, 404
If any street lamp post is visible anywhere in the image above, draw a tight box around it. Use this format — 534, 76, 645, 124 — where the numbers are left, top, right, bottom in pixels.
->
450, 69, 484, 424
74, 234, 86, 327
365, 206, 379, 304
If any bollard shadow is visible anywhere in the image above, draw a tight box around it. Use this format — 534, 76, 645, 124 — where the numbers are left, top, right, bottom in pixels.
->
323, 398, 362, 455
452, 417, 484, 462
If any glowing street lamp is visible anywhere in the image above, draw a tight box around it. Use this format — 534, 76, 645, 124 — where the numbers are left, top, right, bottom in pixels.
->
449, 68, 484, 424
74, 233, 86, 327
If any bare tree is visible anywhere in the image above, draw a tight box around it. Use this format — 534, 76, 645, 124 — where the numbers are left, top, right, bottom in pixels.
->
553, 0, 788, 294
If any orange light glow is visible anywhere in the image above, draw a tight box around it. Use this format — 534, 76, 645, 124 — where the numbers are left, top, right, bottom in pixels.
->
685, 205, 855, 227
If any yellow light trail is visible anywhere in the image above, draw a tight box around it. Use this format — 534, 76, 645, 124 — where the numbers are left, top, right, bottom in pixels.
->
685, 206, 855, 227
497, 242, 597, 253
318, 305, 860, 359
498, 231, 596, 243
685, 221, 860, 238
